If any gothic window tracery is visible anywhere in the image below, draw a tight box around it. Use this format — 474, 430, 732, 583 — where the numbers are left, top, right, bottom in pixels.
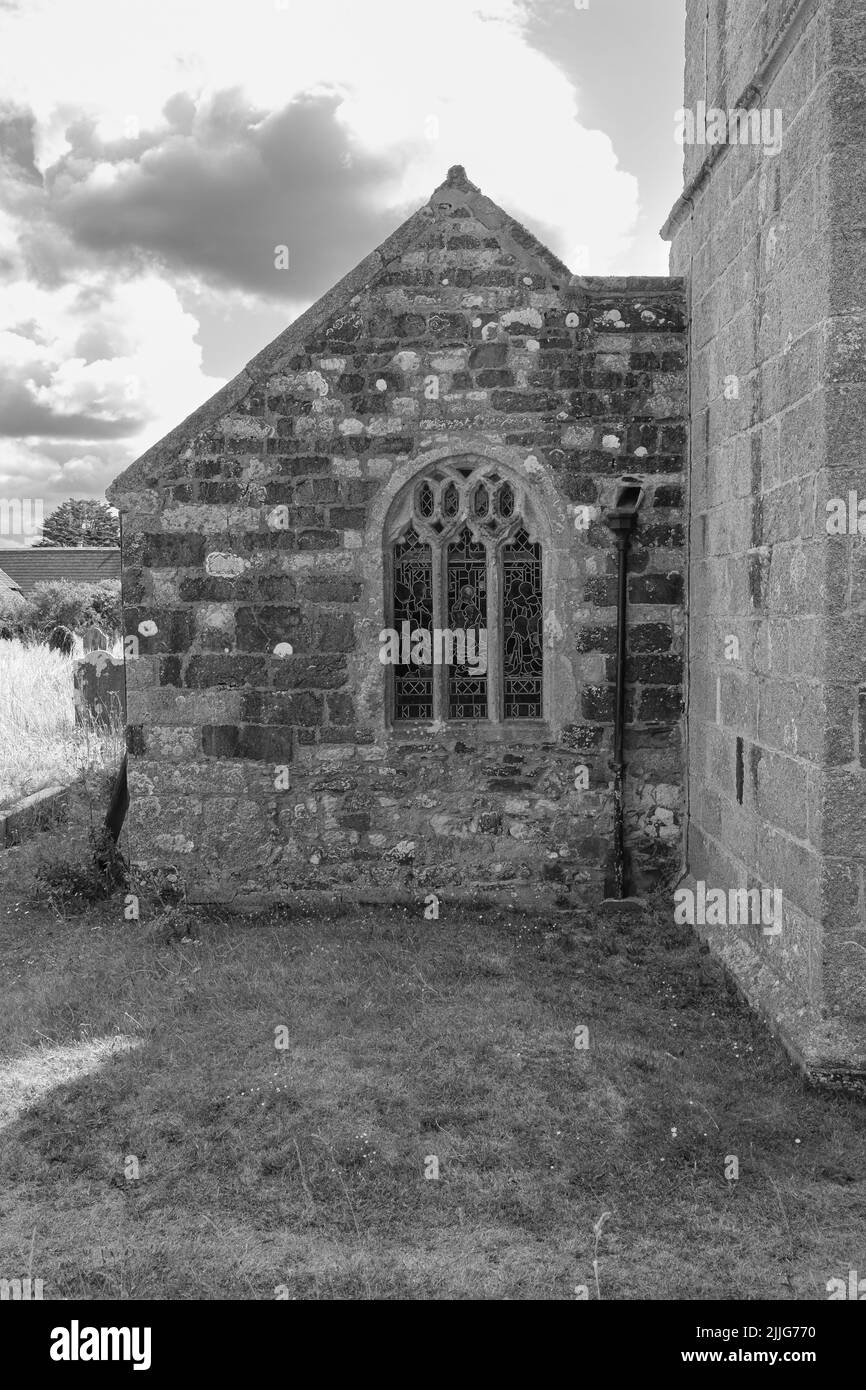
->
386, 462, 544, 723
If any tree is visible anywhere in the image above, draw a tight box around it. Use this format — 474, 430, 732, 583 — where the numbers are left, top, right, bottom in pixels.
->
22, 580, 122, 637
35, 498, 120, 547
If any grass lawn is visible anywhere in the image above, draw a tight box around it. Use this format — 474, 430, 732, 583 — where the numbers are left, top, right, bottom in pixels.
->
0, 883, 864, 1300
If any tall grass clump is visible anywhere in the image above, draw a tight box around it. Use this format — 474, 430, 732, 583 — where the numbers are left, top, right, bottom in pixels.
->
0, 637, 124, 811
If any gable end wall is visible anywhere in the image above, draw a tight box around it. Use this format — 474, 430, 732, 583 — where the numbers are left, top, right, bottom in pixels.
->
113, 186, 687, 912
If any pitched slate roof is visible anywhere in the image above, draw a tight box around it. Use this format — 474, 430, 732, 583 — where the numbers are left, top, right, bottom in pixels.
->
0, 548, 120, 594
0, 565, 23, 598
107, 165, 573, 502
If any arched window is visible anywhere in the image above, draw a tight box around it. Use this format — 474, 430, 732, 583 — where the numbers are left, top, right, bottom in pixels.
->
386, 463, 544, 723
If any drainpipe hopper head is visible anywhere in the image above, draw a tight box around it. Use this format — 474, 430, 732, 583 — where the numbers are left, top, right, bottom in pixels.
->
604, 478, 645, 534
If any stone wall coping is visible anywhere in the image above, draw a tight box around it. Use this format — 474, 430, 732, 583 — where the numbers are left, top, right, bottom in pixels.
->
0, 784, 69, 849
567, 276, 685, 296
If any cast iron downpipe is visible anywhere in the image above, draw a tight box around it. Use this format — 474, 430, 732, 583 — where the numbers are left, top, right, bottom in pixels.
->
603, 481, 645, 900
104, 753, 129, 842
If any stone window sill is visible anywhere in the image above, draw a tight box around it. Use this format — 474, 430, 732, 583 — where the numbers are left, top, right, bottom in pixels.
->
387, 719, 556, 747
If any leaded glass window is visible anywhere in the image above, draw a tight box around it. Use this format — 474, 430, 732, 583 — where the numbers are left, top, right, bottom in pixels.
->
447, 527, 488, 719
387, 463, 545, 724
502, 527, 543, 718
393, 527, 433, 720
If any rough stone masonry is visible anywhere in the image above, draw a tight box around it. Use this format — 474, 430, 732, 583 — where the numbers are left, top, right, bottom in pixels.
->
108, 166, 687, 920
662, 0, 866, 1083
107, 0, 866, 1090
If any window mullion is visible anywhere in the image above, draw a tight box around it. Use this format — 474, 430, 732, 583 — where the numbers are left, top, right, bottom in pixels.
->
487, 544, 501, 724
385, 538, 395, 724
431, 541, 447, 722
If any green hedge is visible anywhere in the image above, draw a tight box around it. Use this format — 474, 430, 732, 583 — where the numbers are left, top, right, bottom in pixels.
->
0, 579, 121, 639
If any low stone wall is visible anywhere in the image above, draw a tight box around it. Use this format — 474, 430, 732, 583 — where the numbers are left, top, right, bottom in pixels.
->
0, 785, 69, 848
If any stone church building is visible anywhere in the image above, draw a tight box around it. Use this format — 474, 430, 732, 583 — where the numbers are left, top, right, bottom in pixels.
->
108, 0, 866, 1084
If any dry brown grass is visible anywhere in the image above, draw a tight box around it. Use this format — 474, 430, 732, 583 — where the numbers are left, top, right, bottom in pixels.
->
0, 638, 124, 811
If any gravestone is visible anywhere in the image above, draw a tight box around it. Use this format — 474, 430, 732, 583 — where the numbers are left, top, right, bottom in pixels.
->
73, 651, 126, 727
83, 624, 111, 652
47, 625, 74, 655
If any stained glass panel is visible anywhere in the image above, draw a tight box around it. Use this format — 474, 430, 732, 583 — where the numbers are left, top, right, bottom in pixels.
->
392, 476, 543, 724
502, 527, 543, 718
442, 482, 459, 517
447, 527, 488, 719
393, 527, 433, 720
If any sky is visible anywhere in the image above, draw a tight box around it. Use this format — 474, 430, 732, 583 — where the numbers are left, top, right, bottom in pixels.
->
0, 0, 686, 544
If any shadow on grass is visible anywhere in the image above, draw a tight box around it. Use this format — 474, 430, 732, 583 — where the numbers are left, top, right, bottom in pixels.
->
0, 897, 863, 1299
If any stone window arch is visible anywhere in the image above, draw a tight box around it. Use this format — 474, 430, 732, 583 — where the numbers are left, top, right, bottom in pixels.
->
384, 460, 544, 723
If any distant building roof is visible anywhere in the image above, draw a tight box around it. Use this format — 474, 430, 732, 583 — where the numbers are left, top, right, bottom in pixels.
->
0, 565, 23, 595
0, 548, 120, 595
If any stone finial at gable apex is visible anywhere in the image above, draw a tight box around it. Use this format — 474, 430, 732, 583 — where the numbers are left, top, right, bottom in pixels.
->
441, 164, 478, 193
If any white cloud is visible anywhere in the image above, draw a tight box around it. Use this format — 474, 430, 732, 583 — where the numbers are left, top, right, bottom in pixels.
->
0, 0, 642, 514
0, 437, 120, 539
0, 271, 224, 503
0, 0, 638, 271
